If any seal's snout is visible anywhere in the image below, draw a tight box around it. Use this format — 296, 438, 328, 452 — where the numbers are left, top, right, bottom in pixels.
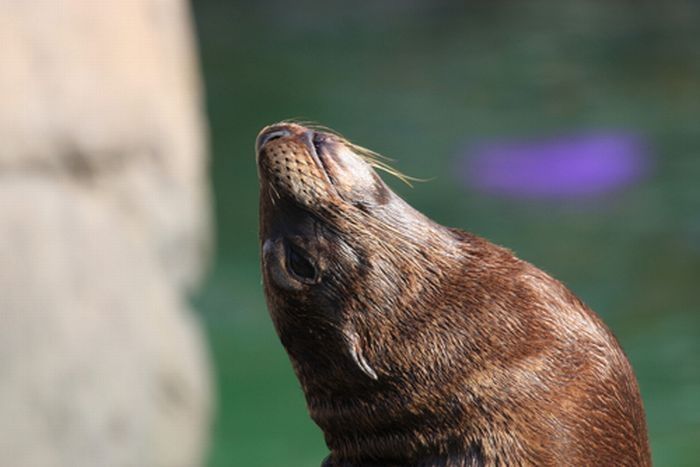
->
256, 122, 336, 207
257, 121, 395, 210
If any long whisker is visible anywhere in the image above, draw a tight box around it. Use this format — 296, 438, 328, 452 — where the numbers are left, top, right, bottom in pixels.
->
268, 182, 281, 204
346, 142, 429, 187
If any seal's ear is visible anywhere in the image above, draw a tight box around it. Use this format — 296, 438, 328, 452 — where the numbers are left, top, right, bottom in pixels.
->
345, 330, 378, 380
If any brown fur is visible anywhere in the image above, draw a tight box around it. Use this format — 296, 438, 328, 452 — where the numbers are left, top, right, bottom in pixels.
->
256, 122, 651, 466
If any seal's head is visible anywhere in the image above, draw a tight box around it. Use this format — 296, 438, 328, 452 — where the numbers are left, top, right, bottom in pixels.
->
257, 121, 459, 384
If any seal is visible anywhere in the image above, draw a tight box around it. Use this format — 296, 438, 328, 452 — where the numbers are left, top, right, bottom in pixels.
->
256, 122, 651, 466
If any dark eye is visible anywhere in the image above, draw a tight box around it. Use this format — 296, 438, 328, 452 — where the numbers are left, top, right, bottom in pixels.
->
286, 243, 317, 282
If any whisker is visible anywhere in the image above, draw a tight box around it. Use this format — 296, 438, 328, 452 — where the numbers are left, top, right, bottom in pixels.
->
346, 143, 428, 187
269, 182, 281, 203
272, 120, 429, 187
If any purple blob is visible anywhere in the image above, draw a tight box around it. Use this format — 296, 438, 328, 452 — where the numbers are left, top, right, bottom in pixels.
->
459, 131, 651, 199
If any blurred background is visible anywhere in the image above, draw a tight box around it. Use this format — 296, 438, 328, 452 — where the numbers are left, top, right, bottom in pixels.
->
192, 1, 700, 466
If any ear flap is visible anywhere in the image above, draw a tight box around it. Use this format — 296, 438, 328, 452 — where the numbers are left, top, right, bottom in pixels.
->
345, 330, 378, 380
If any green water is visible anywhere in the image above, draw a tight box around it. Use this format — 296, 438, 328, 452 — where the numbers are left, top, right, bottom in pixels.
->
192, 2, 700, 465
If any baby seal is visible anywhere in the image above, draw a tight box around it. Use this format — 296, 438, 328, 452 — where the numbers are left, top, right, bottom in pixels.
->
256, 122, 651, 466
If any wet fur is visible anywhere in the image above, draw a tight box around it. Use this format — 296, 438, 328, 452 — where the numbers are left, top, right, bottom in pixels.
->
257, 123, 651, 466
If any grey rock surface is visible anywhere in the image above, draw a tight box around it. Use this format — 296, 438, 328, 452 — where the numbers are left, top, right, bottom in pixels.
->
0, 1, 213, 466
0, 0, 211, 290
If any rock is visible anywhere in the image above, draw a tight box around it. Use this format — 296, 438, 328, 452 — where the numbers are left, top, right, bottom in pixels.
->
0, 0, 211, 291
0, 1, 213, 466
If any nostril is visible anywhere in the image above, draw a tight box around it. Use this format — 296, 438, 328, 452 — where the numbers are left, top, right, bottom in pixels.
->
311, 132, 325, 156
257, 128, 291, 152
301, 130, 326, 158
298, 130, 317, 156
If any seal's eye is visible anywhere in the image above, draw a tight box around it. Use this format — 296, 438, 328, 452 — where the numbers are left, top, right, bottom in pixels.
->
286, 243, 317, 282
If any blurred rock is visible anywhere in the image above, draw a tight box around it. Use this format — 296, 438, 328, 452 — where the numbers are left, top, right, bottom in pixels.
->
0, 180, 211, 467
0, 1, 212, 467
0, 0, 210, 290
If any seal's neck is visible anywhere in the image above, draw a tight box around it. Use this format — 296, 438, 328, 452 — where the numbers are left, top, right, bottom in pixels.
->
306, 384, 479, 465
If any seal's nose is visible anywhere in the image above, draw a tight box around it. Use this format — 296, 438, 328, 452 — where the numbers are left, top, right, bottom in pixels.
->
256, 126, 292, 153
256, 124, 321, 160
